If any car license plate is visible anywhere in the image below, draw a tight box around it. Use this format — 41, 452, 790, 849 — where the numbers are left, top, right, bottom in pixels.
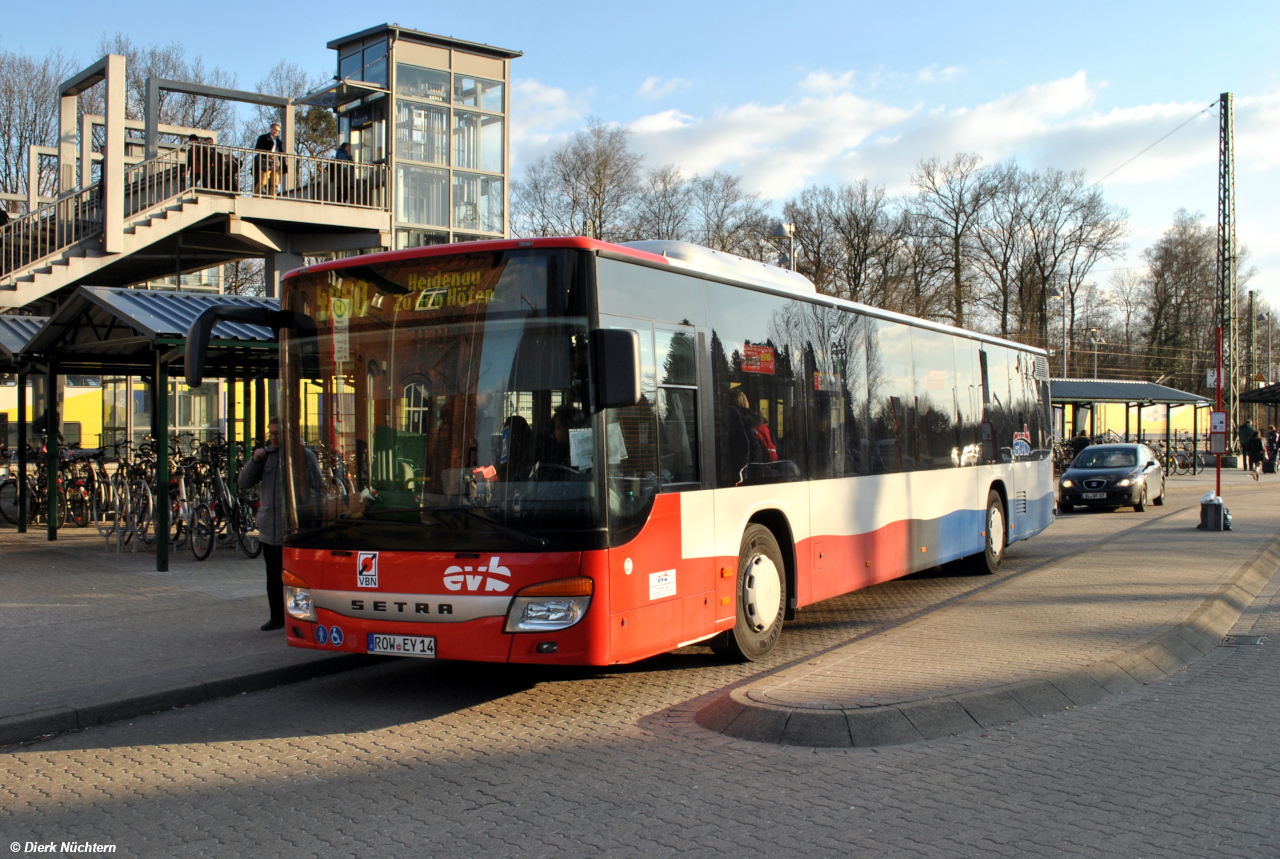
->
368, 633, 436, 658
1082, 492, 1107, 499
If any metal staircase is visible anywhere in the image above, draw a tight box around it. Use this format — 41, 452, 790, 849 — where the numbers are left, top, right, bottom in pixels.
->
0, 141, 390, 311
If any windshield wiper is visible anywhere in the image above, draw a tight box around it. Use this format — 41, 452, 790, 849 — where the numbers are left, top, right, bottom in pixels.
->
424, 505, 549, 548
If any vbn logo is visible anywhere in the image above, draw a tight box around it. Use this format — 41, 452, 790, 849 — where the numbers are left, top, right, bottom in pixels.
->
443, 557, 511, 592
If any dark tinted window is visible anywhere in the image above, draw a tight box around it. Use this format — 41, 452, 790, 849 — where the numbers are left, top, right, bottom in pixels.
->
707, 283, 805, 487
868, 319, 915, 473
954, 338, 983, 466
656, 327, 699, 486
981, 346, 1015, 463
1074, 448, 1137, 469
597, 258, 707, 327
911, 328, 958, 469
803, 304, 870, 478
601, 316, 659, 543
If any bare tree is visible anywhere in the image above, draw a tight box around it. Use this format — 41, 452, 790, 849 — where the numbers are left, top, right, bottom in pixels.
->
971, 161, 1028, 337
250, 61, 335, 157
689, 170, 769, 257
828, 179, 897, 305
911, 152, 988, 328
82, 34, 237, 141
783, 185, 840, 294
631, 164, 692, 241
0, 47, 77, 209
512, 118, 641, 241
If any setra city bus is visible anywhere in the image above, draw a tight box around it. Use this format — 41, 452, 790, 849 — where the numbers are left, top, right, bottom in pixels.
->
250, 237, 1053, 664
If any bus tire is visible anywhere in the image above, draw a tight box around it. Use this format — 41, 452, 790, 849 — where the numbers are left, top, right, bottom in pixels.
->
966, 489, 1006, 575
712, 524, 786, 663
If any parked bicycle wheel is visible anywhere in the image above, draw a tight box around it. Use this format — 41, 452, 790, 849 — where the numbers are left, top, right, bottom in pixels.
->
0, 479, 26, 525
131, 479, 155, 546
66, 484, 91, 528
234, 501, 262, 558
191, 504, 215, 560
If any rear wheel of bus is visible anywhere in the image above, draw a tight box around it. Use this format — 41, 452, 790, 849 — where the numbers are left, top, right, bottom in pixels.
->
713, 524, 787, 663
967, 488, 1006, 575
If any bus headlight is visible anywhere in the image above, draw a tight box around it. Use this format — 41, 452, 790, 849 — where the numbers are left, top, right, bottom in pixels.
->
505, 576, 593, 633
283, 571, 315, 621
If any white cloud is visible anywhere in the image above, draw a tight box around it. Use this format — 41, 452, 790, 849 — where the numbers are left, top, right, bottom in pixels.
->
508, 78, 592, 169
916, 64, 965, 83
636, 75, 692, 99
511, 70, 1280, 300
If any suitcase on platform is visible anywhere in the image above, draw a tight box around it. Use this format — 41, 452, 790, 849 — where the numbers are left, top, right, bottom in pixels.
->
1264, 460, 1276, 474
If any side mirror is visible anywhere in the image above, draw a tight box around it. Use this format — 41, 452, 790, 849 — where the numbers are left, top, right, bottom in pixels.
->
185, 306, 318, 387
591, 328, 641, 410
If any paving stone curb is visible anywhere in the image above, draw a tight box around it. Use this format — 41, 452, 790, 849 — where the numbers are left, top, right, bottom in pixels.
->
696, 530, 1280, 748
0, 653, 380, 748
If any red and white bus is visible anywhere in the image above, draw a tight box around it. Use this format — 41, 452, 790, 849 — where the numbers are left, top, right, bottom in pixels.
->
271, 237, 1053, 664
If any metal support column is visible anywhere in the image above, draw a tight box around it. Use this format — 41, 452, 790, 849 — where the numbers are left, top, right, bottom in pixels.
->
154, 356, 169, 572
1218, 92, 1239, 451
226, 363, 238, 493
45, 361, 58, 541
1136, 404, 1143, 444
1165, 405, 1172, 477
1125, 404, 1130, 441
1193, 406, 1199, 475
16, 367, 27, 534
254, 376, 266, 445
245, 374, 255, 451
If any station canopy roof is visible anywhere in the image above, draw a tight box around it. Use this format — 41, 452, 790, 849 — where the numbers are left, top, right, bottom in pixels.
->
0, 315, 48, 365
1050, 378, 1209, 406
1239, 382, 1280, 404
22, 286, 279, 378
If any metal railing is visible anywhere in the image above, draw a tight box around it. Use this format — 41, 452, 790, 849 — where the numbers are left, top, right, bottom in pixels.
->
183, 142, 386, 209
0, 184, 104, 279
1, 141, 388, 284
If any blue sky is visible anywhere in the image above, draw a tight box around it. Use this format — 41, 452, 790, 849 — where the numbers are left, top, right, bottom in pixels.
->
6, 1, 1280, 301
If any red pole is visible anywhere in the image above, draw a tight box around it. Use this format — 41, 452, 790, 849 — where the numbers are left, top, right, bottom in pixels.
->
1217, 325, 1223, 499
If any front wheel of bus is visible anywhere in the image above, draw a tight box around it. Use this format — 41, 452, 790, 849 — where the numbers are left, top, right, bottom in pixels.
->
713, 524, 787, 663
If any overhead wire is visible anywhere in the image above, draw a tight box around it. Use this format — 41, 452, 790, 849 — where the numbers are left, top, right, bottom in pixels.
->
1092, 100, 1219, 185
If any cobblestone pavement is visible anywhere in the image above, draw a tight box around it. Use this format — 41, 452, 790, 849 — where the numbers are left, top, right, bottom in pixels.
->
1, 473, 1277, 857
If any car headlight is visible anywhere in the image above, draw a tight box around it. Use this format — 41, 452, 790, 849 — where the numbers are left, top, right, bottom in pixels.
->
1116, 478, 1131, 487
1061, 479, 1073, 488
283, 571, 315, 621
505, 576, 593, 633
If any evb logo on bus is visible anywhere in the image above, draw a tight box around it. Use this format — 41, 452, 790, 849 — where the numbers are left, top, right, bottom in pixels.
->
357, 551, 378, 588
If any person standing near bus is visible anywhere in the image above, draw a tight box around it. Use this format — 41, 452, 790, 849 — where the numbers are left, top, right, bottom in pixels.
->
239, 418, 285, 631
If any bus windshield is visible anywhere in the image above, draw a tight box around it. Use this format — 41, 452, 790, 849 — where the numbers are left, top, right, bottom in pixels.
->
280, 248, 602, 551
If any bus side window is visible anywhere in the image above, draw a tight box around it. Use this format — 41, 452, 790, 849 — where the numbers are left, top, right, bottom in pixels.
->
602, 319, 659, 536
656, 327, 699, 487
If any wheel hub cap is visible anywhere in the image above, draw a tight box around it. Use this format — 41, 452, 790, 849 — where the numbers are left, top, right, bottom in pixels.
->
989, 506, 1005, 558
743, 554, 781, 631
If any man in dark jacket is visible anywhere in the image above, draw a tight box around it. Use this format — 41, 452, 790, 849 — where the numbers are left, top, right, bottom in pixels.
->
239, 418, 286, 630
253, 122, 286, 196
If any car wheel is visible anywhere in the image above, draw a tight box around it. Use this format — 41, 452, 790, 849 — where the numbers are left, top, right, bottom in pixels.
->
1059, 502, 1074, 514
711, 524, 786, 663
1152, 479, 1165, 506
1133, 486, 1147, 513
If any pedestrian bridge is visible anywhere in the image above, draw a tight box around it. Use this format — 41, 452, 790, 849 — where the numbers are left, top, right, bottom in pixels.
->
0, 54, 393, 313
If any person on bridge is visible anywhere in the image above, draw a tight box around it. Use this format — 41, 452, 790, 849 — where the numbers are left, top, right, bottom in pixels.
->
254, 122, 286, 196
239, 418, 286, 631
